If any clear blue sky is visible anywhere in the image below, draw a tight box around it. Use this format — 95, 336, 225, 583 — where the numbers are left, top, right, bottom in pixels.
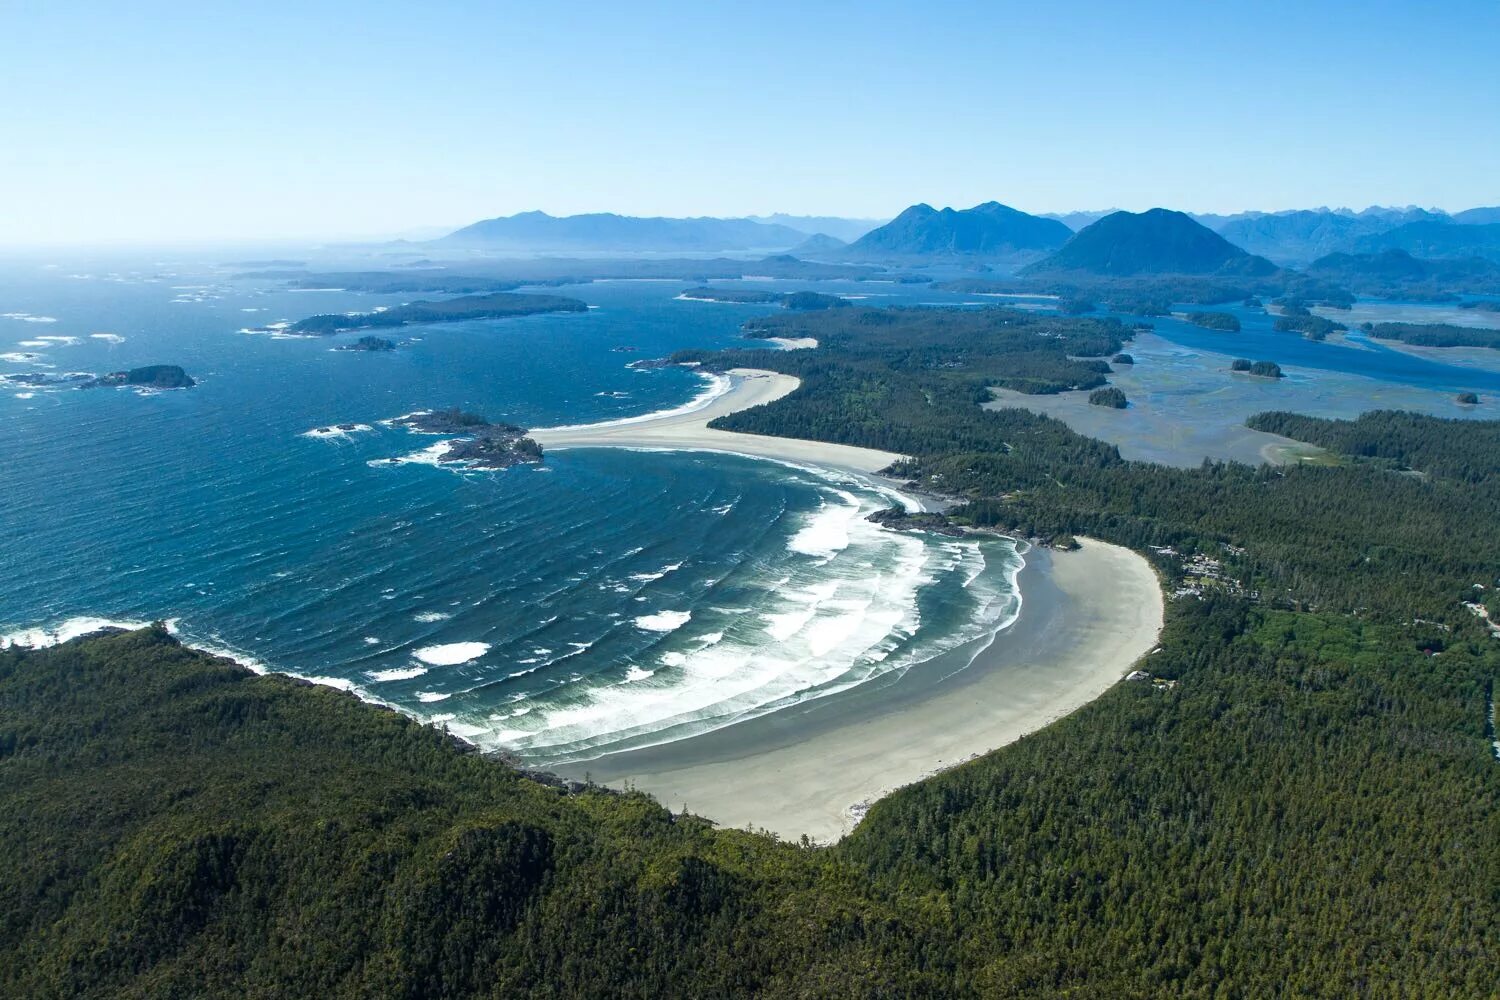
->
3, 0, 1496, 244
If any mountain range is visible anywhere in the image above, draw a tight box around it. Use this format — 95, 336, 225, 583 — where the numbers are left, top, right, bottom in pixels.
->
430, 204, 1500, 272
438, 211, 811, 252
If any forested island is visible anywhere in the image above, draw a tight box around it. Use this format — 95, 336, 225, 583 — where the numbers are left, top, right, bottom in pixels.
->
84, 365, 196, 389
337, 335, 398, 352
1088, 386, 1129, 408
679, 287, 849, 310
1184, 311, 1239, 332
290, 292, 588, 335
1273, 302, 1346, 340
7, 304, 1496, 996
1231, 358, 1284, 378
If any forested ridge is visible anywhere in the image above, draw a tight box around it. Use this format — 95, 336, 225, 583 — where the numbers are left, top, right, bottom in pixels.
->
3, 304, 1498, 997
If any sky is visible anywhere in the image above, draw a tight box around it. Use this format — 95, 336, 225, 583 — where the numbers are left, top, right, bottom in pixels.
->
2, 0, 1497, 244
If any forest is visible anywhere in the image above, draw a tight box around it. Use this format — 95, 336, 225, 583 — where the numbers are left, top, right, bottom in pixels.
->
289, 292, 588, 334
3, 303, 1497, 997
1365, 321, 1500, 350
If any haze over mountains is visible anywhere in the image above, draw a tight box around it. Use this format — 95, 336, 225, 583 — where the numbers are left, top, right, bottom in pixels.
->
438, 211, 813, 252
431, 203, 1500, 275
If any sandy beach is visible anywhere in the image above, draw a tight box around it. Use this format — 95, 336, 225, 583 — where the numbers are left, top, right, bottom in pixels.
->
536, 366, 1164, 842
533, 368, 903, 474
558, 537, 1164, 843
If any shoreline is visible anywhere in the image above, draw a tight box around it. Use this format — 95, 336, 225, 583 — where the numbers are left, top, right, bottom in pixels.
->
554, 536, 1164, 843
533, 368, 903, 475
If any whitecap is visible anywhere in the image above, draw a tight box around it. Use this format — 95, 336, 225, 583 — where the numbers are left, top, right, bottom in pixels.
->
417, 691, 451, 703
412, 610, 452, 623
412, 641, 490, 665
633, 610, 691, 632
89, 333, 126, 344
367, 665, 428, 682
624, 665, 656, 681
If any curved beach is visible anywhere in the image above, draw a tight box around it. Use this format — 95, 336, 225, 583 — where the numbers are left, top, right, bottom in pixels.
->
533, 368, 903, 474
557, 538, 1161, 842
536, 370, 1165, 842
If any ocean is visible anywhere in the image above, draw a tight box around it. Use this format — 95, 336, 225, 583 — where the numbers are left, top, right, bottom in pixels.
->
0, 256, 1024, 765
3, 255, 1495, 763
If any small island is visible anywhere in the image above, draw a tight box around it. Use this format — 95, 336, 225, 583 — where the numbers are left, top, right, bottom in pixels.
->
1457, 391, 1480, 405
85, 365, 196, 389
290, 292, 588, 335
1184, 311, 1240, 332
1273, 303, 1345, 341
337, 335, 397, 352
391, 408, 543, 469
680, 287, 849, 310
1231, 359, 1284, 379
1088, 387, 1129, 408
1112, 353, 1135, 365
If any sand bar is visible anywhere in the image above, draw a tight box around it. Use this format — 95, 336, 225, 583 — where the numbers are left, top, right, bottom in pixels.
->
558, 537, 1164, 843
532, 368, 902, 474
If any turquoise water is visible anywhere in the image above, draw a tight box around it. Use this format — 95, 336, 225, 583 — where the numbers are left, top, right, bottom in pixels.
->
0, 256, 1021, 763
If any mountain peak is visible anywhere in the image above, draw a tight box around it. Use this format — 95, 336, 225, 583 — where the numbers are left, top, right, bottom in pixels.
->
848, 201, 1071, 257
1026, 208, 1277, 276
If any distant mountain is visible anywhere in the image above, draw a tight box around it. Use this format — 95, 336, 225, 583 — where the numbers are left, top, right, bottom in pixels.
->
1042, 210, 1123, 232
1453, 207, 1500, 226
745, 214, 885, 242
438, 211, 806, 252
1214, 208, 1452, 264
1217, 211, 1376, 265
1352, 221, 1500, 262
1305, 249, 1500, 298
789, 233, 849, 257
1025, 209, 1279, 277
847, 202, 1072, 258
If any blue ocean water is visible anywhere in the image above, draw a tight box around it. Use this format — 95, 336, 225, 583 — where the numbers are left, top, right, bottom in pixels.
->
4, 257, 1496, 761
0, 257, 1022, 763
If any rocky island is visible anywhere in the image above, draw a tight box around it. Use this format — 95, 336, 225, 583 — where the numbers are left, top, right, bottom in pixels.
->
89, 365, 196, 389
391, 408, 544, 469
290, 292, 588, 335
337, 335, 398, 352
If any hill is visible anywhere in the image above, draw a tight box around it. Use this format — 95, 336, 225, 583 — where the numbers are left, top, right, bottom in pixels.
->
847, 201, 1072, 257
1024, 208, 1280, 277
1353, 221, 1500, 262
789, 232, 849, 256
1305, 249, 1500, 298
438, 211, 806, 251
1452, 206, 1500, 226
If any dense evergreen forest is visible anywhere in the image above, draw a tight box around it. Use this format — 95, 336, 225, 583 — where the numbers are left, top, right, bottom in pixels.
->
1364, 321, 1500, 350
4, 303, 1498, 996
290, 292, 588, 334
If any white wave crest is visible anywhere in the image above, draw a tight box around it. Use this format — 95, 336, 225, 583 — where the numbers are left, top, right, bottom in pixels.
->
412, 642, 490, 666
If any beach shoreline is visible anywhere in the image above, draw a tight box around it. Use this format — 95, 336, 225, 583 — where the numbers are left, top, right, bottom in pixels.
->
533, 368, 904, 475
556, 536, 1164, 843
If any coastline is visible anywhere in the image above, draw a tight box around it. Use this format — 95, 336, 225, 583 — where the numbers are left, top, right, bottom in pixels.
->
533, 368, 903, 475
555, 536, 1164, 843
